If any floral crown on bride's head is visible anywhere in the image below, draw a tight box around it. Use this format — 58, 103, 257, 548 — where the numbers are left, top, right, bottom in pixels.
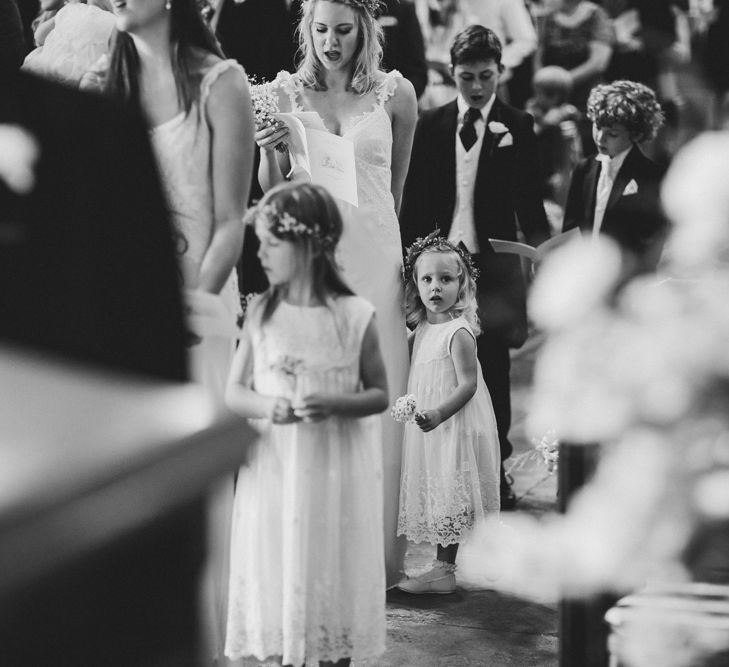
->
244, 203, 336, 250
404, 229, 480, 284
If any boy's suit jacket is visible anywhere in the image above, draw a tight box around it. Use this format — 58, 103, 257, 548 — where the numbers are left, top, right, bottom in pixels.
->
562, 145, 667, 269
400, 96, 550, 347
0, 71, 188, 381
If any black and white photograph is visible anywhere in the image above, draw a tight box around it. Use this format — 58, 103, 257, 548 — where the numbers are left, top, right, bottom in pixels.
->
2, 0, 729, 665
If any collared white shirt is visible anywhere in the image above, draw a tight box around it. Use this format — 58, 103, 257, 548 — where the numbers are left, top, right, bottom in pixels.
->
593, 146, 631, 237
449, 94, 496, 254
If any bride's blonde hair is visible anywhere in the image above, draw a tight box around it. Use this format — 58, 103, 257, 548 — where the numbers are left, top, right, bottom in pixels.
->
295, 0, 383, 94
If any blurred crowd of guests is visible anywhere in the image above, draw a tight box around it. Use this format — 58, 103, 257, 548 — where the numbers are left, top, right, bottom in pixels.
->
4, 0, 729, 231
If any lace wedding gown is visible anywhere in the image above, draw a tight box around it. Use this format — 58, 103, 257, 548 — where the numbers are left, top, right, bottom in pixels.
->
398, 317, 500, 545
225, 296, 386, 665
150, 59, 245, 663
276, 69, 410, 585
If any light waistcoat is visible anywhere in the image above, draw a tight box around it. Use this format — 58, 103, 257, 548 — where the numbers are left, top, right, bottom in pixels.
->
449, 94, 496, 253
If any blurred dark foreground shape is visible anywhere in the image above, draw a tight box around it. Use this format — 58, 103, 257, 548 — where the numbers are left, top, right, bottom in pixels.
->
0, 69, 253, 664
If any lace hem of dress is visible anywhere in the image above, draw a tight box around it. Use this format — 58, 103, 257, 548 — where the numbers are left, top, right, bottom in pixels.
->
397, 466, 501, 545
397, 510, 476, 547
225, 628, 386, 665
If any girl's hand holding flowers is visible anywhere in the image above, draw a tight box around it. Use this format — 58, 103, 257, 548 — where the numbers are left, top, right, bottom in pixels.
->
413, 408, 443, 432
270, 397, 299, 424
293, 392, 336, 422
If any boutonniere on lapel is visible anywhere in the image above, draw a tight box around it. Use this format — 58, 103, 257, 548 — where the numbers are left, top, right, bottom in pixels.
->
622, 179, 639, 196
0, 125, 40, 195
488, 121, 513, 148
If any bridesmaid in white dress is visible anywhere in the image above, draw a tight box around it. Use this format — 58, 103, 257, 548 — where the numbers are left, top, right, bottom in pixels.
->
85, 0, 255, 662
255, 0, 417, 587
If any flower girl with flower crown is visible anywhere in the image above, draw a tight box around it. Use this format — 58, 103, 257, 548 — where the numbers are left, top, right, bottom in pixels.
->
225, 182, 389, 666
396, 232, 500, 595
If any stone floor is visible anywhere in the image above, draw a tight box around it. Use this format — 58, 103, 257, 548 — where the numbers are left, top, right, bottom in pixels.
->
364, 332, 560, 666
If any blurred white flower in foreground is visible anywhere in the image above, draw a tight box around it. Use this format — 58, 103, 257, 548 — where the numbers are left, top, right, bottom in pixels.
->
528, 271, 729, 442
528, 235, 623, 331
0, 125, 39, 195
460, 429, 691, 600
661, 132, 729, 270
460, 132, 729, 656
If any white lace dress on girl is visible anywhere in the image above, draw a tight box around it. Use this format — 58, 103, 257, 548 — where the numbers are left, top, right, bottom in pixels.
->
398, 316, 501, 545
273, 69, 410, 585
149, 59, 244, 661
225, 296, 386, 665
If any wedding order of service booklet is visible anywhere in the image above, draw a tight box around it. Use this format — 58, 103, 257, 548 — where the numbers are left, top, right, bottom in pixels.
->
275, 112, 358, 207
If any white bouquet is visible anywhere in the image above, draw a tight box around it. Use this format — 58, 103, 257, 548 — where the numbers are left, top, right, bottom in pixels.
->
249, 78, 287, 153
390, 394, 418, 423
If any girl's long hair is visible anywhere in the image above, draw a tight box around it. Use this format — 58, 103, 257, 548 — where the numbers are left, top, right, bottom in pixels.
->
250, 182, 354, 327
295, 0, 382, 94
105, 0, 223, 114
405, 249, 481, 335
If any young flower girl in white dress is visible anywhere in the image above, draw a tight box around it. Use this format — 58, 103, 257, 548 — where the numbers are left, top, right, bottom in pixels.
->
225, 182, 389, 666
397, 232, 501, 594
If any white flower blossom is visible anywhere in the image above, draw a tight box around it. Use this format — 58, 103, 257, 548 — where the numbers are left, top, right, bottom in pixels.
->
661, 132, 729, 270
390, 394, 418, 423
0, 125, 40, 195
529, 235, 623, 331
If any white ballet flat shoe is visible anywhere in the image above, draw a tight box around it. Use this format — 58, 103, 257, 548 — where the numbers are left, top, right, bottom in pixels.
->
396, 561, 456, 595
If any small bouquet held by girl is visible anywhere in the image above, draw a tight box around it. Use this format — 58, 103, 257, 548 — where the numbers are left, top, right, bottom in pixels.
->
395, 231, 501, 595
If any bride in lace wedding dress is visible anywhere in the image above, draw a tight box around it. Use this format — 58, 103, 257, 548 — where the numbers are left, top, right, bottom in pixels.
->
255, 0, 417, 593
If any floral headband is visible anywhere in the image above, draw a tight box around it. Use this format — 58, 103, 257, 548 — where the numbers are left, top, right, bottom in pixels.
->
245, 203, 337, 250
404, 229, 480, 284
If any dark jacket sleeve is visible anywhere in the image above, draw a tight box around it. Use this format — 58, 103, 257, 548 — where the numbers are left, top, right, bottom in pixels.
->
400, 112, 431, 248
513, 110, 551, 246
562, 159, 588, 233
395, 2, 427, 99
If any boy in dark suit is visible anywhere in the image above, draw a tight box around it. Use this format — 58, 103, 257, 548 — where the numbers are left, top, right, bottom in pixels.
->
562, 79, 667, 271
401, 25, 550, 509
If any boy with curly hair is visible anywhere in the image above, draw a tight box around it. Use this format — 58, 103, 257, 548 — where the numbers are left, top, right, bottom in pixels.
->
563, 79, 667, 271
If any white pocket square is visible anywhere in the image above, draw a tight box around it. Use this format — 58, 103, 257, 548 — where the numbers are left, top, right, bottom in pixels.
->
497, 132, 513, 148
623, 179, 639, 195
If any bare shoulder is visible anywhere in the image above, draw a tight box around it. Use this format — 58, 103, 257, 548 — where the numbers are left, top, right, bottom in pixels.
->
386, 75, 417, 117
394, 75, 416, 101
205, 62, 250, 109
450, 326, 477, 356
